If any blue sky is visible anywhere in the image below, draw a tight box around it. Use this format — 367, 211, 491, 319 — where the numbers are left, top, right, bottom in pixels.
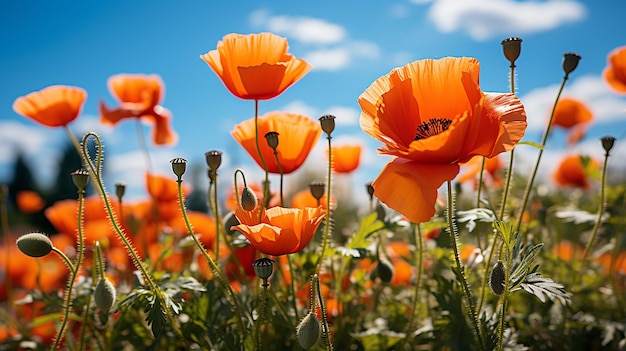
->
1, 0, 625, 204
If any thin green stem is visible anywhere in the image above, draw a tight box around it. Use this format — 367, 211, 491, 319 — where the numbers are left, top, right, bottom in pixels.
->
515, 74, 570, 234
175, 178, 248, 339
253, 100, 271, 207
498, 61, 518, 222
314, 274, 334, 351
213, 175, 222, 260
255, 285, 268, 351
80, 132, 183, 339
51, 247, 76, 273
272, 150, 284, 206
287, 254, 300, 321
581, 151, 609, 263
446, 181, 486, 351
496, 235, 512, 351
315, 136, 333, 275
404, 223, 424, 346
476, 157, 486, 209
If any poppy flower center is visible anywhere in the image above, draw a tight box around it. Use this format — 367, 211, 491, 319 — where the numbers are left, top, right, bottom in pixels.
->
414, 118, 453, 140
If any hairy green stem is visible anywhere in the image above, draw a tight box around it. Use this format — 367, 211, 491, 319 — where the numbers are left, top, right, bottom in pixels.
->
515, 74, 569, 234
581, 150, 610, 263
314, 274, 334, 351
447, 181, 486, 351
315, 135, 333, 275
255, 285, 269, 351
175, 178, 248, 339
253, 100, 271, 207
272, 150, 284, 206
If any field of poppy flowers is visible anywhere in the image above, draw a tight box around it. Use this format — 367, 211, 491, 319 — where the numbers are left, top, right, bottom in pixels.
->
1, 32, 625, 351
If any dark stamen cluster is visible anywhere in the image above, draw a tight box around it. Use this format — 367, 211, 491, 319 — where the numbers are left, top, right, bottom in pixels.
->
414, 118, 453, 140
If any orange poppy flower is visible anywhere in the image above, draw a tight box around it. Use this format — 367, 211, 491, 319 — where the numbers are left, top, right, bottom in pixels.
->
551, 97, 593, 129
231, 111, 322, 174
146, 172, 190, 220
16, 190, 45, 213
553, 154, 598, 189
603, 45, 626, 94
100, 74, 177, 145
552, 241, 584, 262
359, 57, 527, 223
330, 144, 362, 174
231, 205, 326, 256
200, 32, 311, 100
12, 85, 86, 127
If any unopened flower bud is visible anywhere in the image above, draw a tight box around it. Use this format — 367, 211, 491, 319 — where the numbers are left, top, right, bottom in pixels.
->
241, 187, 258, 211
319, 114, 336, 137
205, 150, 223, 171
501, 37, 522, 65
375, 202, 386, 222
489, 261, 506, 295
264, 132, 279, 151
170, 158, 187, 179
223, 211, 241, 236
376, 257, 394, 283
71, 169, 89, 191
16, 232, 53, 257
601, 136, 616, 156
296, 312, 321, 349
252, 257, 274, 286
309, 181, 325, 201
115, 182, 126, 201
562, 52, 581, 76
94, 278, 117, 313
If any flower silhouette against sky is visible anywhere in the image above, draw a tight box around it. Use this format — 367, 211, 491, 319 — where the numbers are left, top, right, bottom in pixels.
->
359, 57, 527, 223
231, 205, 325, 256
603, 45, 626, 94
13, 85, 86, 127
552, 154, 598, 189
330, 144, 362, 174
231, 111, 322, 174
100, 74, 177, 145
200, 32, 311, 100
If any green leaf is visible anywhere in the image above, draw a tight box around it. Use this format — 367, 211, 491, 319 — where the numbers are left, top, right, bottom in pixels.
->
516, 272, 571, 304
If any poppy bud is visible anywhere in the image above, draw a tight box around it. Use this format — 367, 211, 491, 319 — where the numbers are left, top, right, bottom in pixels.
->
94, 278, 117, 313
501, 37, 522, 65
205, 150, 223, 171
366, 182, 374, 202
241, 187, 258, 211
16, 232, 53, 258
296, 312, 321, 349
252, 257, 274, 286
170, 157, 187, 179
264, 131, 279, 151
562, 52, 581, 76
71, 169, 89, 191
223, 211, 241, 236
601, 136, 616, 156
319, 114, 336, 137
376, 257, 395, 283
309, 181, 325, 202
489, 261, 506, 295
115, 182, 126, 201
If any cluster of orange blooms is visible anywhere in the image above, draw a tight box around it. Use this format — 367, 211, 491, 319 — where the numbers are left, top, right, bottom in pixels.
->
1, 31, 626, 347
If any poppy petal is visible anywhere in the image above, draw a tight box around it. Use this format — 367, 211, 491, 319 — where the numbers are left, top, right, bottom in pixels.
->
373, 158, 459, 223
13, 85, 86, 127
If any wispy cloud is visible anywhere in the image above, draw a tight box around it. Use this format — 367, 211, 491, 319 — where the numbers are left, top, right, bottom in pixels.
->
426, 0, 586, 41
249, 9, 380, 71
520, 74, 626, 131
280, 100, 359, 126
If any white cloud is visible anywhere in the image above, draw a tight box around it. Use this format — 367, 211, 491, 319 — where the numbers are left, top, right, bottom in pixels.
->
0, 121, 50, 163
428, 0, 586, 41
304, 47, 351, 71
519, 74, 626, 131
280, 100, 319, 118
265, 15, 346, 45
323, 106, 359, 126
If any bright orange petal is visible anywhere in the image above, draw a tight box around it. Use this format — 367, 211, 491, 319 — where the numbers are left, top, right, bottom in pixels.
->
143, 106, 178, 146
373, 159, 459, 223
603, 46, 626, 94
551, 98, 593, 129
108, 74, 163, 107
16, 190, 45, 213
13, 85, 86, 127
331, 144, 362, 173
201, 32, 311, 100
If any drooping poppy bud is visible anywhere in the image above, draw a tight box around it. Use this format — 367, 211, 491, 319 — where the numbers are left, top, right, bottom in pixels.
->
296, 312, 321, 349
16, 232, 53, 258
241, 187, 258, 211
489, 261, 506, 295
94, 278, 117, 313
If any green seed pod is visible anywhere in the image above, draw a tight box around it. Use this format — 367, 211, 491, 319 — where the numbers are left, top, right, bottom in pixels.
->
296, 312, 321, 349
16, 232, 53, 257
376, 257, 394, 283
94, 278, 117, 313
241, 187, 258, 211
489, 261, 506, 295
